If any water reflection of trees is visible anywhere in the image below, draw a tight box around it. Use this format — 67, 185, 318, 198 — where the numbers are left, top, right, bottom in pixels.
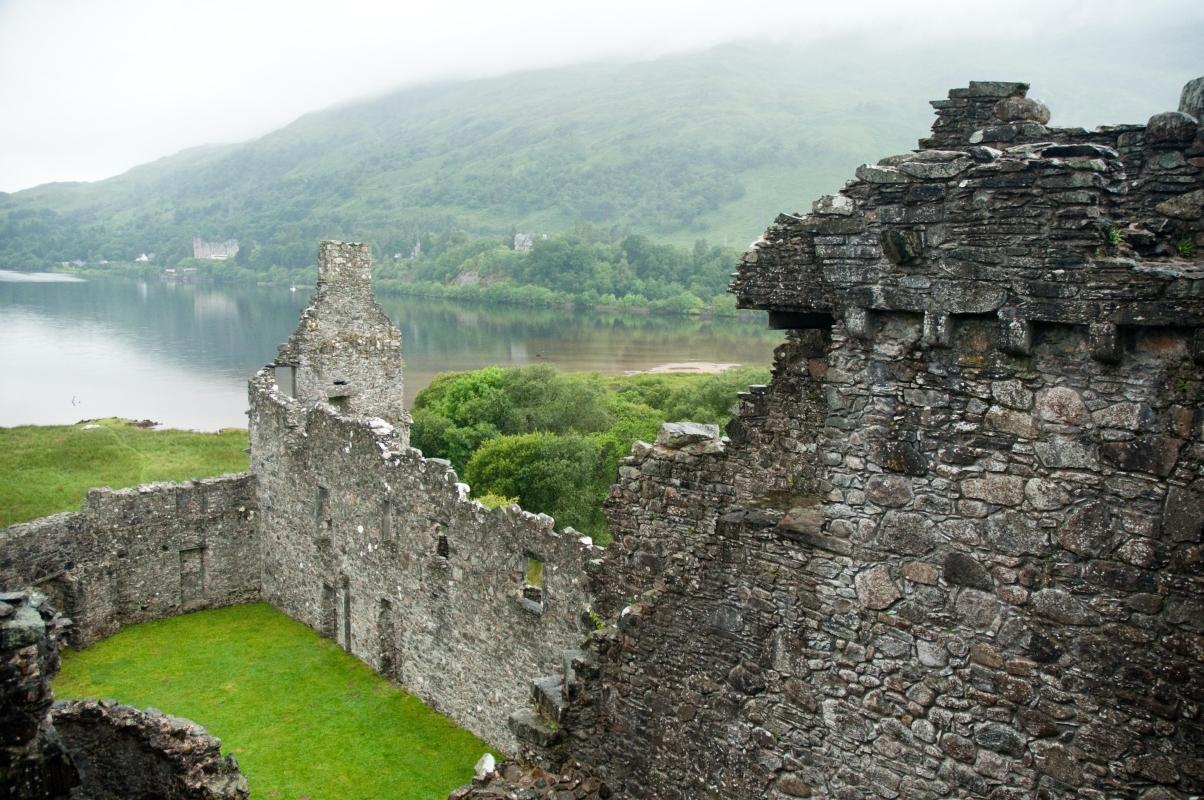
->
0, 278, 778, 382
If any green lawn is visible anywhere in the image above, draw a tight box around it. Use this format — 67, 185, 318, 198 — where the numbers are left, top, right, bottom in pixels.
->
55, 603, 495, 800
0, 418, 249, 526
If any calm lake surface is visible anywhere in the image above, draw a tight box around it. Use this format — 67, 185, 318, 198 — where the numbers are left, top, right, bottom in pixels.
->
0, 271, 780, 430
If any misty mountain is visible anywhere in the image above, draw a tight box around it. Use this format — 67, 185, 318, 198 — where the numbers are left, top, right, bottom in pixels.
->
0, 37, 1196, 269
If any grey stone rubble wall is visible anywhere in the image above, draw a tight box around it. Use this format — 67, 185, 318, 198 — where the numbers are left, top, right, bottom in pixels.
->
0, 475, 259, 647
0, 592, 78, 799
249, 369, 601, 751
510, 80, 1204, 800
733, 82, 1204, 335
52, 700, 248, 800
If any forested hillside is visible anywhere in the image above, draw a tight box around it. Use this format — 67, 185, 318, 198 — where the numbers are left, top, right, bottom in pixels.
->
1, 35, 1195, 273
0, 43, 933, 269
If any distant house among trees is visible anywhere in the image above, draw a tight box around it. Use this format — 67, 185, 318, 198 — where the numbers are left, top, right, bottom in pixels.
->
513, 233, 534, 252
192, 237, 240, 260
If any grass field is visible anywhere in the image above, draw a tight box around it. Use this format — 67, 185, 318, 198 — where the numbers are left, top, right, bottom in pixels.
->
0, 418, 249, 526
55, 603, 495, 800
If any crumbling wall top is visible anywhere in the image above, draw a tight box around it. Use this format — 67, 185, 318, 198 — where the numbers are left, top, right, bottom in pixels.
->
315, 240, 374, 297
271, 240, 407, 426
732, 77, 1204, 362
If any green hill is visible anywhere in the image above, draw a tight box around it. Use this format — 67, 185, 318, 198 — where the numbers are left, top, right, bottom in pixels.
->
1, 36, 1197, 271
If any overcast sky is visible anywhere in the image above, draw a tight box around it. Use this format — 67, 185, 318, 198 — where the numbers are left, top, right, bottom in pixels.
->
1, 0, 1202, 193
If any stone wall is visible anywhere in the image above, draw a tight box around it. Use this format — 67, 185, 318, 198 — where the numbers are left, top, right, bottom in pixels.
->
249, 241, 601, 751
511, 79, 1204, 799
0, 475, 259, 647
0, 592, 77, 798
52, 700, 248, 800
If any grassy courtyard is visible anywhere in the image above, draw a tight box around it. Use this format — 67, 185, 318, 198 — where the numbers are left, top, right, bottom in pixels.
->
0, 418, 248, 526
55, 603, 494, 800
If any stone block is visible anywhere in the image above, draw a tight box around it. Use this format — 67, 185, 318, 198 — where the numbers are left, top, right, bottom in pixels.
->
655, 422, 720, 448
942, 552, 993, 590
993, 96, 1051, 125
1163, 485, 1204, 542
1099, 436, 1184, 477
855, 566, 901, 610
864, 475, 913, 507
961, 474, 1025, 506
1145, 111, 1198, 145
1035, 386, 1089, 426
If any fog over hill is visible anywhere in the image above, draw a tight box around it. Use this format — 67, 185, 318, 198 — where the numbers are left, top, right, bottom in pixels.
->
0, 32, 1199, 270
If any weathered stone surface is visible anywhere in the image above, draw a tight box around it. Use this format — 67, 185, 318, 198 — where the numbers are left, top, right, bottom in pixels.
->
1030, 589, 1099, 625
954, 589, 1002, 629
961, 474, 1025, 506
994, 96, 1051, 124
975, 722, 1028, 757
1024, 478, 1068, 511
1099, 436, 1183, 477
1035, 386, 1089, 426
943, 552, 993, 590
1146, 111, 1198, 144
656, 421, 720, 448
1092, 401, 1151, 430
855, 566, 901, 610
985, 405, 1037, 438
1057, 502, 1112, 556
1181, 76, 1204, 119
1155, 188, 1204, 220
879, 228, 922, 264
53, 701, 249, 800
855, 164, 911, 184
864, 474, 912, 507
1163, 485, 1204, 542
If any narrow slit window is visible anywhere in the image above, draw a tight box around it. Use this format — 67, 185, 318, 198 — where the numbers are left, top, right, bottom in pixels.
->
317, 486, 332, 548
379, 500, 391, 542
521, 555, 545, 614
274, 365, 297, 398
317, 486, 330, 529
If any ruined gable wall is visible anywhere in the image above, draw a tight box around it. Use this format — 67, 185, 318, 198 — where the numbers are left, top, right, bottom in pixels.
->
0, 476, 259, 648
274, 241, 407, 427
249, 371, 600, 751
526, 81, 1204, 799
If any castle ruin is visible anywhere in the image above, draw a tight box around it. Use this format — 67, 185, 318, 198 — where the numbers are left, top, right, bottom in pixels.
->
3, 78, 1203, 799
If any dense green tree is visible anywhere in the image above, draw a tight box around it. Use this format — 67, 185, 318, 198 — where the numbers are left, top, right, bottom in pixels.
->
410, 364, 771, 541
465, 432, 602, 534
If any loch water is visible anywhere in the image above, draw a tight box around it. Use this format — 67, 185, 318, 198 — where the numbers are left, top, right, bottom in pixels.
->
0, 271, 779, 430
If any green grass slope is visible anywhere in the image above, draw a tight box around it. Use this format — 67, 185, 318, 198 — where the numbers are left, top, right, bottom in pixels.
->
0, 418, 248, 526
55, 603, 494, 800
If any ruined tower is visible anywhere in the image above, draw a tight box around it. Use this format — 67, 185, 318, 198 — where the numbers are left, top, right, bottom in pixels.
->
272, 241, 408, 427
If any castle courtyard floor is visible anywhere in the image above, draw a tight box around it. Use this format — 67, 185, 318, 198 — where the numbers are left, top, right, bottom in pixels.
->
55, 602, 495, 800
